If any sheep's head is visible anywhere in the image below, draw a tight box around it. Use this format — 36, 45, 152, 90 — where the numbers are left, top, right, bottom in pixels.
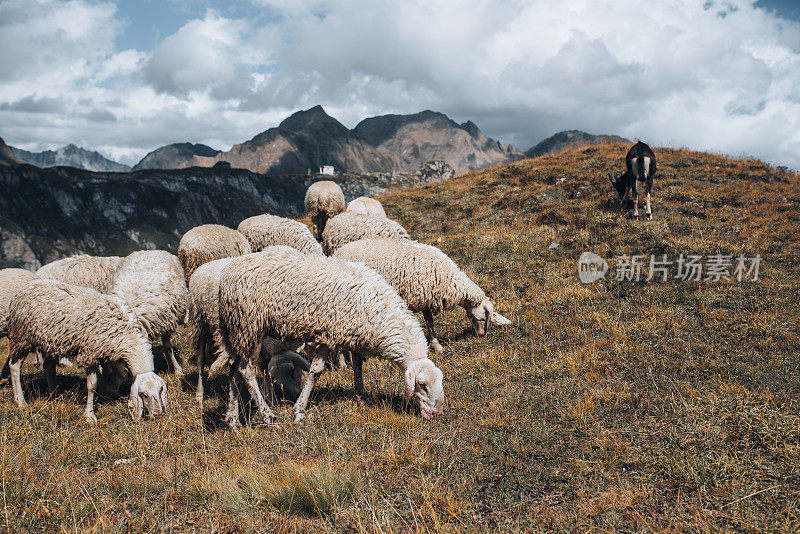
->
404, 358, 444, 420
465, 298, 494, 336
128, 371, 168, 421
268, 351, 310, 402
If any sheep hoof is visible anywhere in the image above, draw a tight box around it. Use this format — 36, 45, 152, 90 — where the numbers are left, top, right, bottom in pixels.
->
195, 394, 204, 406
85, 413, 98, 424
293, 412, 306, 425
646, 213, 653, 220
431, 340, 444, 354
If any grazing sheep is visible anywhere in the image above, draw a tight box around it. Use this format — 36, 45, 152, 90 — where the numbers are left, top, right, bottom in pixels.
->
334, 238, 508, 353
186, 249, 309, 404
321, 212, 410, 255
36, 255, 122, 292
237, 214, 323, 255
0, 268, 41, 385
6, 280, 167, 422
178, 224, 252, 282
608, 141, 657, 219
218, 252, 445, 427
109, 251, 188, 376
346, 196, 386, 218
305, 181, 345, 240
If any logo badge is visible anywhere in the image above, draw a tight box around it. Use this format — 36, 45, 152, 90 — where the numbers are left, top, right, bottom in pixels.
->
578, 252, 608, 283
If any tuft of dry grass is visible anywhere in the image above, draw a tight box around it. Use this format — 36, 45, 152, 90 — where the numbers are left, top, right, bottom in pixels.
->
0, 144, 799, 531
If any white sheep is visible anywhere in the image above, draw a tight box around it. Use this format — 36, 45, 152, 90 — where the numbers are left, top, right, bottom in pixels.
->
237, 214, 323, 255
36, 255, 122, 293
305, 181, 346, 241
321, 212, 410, 255
178, 224, 252, 283
186, 249, 309, 404
0, 268, 41, 385
6, 279, 167, 422
334, 238, 511, 353
218, 251, 445, 427
109, 250, 188, 376
346, 196, 387, 218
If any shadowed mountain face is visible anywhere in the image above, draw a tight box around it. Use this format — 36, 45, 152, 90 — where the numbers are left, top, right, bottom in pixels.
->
0, 136, 24, 167
525, 130, 631, 158
11, 144, 130, 172
0, 164, 442, 269
153, 106, 520, 175
132, 143, 220, 170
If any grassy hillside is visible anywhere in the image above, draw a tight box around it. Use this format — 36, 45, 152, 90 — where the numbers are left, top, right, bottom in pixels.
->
0, 144, 798, 532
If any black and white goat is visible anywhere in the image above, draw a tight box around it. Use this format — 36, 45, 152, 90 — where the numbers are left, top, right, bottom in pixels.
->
608, 141, 657, 219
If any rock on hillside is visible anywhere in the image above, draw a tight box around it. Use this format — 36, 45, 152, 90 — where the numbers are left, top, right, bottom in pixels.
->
525, 130, 630, 158
11, 144, 130, 172
133, 143, 220, 171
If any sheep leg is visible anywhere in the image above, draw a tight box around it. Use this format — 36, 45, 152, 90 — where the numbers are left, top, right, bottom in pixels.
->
293, 355, 326, 424
43, 356, 57, 394
239, 341, 276, 426
9, 351, 27, 408
84, 367, 99, 424
223, 367, 241, 429
0, 356, 10, 387
337, 351, 348, 370
423, 311, 444, 354
162, 334, 184, 377
353, 352, 365, 406
195, 329, 207, 405
631, 180, 639, 218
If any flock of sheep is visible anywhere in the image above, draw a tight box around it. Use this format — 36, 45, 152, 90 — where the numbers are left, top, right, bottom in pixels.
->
0, 180, 510, 427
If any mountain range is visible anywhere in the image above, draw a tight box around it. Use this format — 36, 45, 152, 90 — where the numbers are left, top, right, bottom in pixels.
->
525, 130, 631, 158
10, 144, 130, 172
166, 106, 522, 175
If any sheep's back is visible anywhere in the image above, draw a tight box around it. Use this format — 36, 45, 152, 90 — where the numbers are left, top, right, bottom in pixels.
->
0, 268, 39, 335
110, 251, 188, 339
178, 224, 252, 282
322, 212, 409, 255
8, 280, 144, 367
238, 214, 322, 255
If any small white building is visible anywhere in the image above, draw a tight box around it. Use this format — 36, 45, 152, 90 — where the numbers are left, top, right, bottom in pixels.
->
319, 165, 334, 175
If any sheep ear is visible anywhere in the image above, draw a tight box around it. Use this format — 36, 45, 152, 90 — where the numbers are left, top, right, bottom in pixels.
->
288, 352, 311, 371
492, 312, 512, 326
128, 381, 144, 421
159, 376, 168, 411
404, 367, 416, 402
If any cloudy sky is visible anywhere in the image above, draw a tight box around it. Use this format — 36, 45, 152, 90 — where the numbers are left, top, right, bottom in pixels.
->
1, 0, 799, 168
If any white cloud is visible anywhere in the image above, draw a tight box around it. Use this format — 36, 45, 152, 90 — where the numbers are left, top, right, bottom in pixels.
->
1, 0, 800, 168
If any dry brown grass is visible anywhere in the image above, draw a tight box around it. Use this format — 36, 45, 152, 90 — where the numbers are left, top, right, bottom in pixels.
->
1, 144, 799, 532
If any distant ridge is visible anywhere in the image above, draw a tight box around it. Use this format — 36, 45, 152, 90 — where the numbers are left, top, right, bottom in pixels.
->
142, 106, 521, 175
133, 143, 220, 171
525, 130, 631, 158
11, 144, 130, 172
